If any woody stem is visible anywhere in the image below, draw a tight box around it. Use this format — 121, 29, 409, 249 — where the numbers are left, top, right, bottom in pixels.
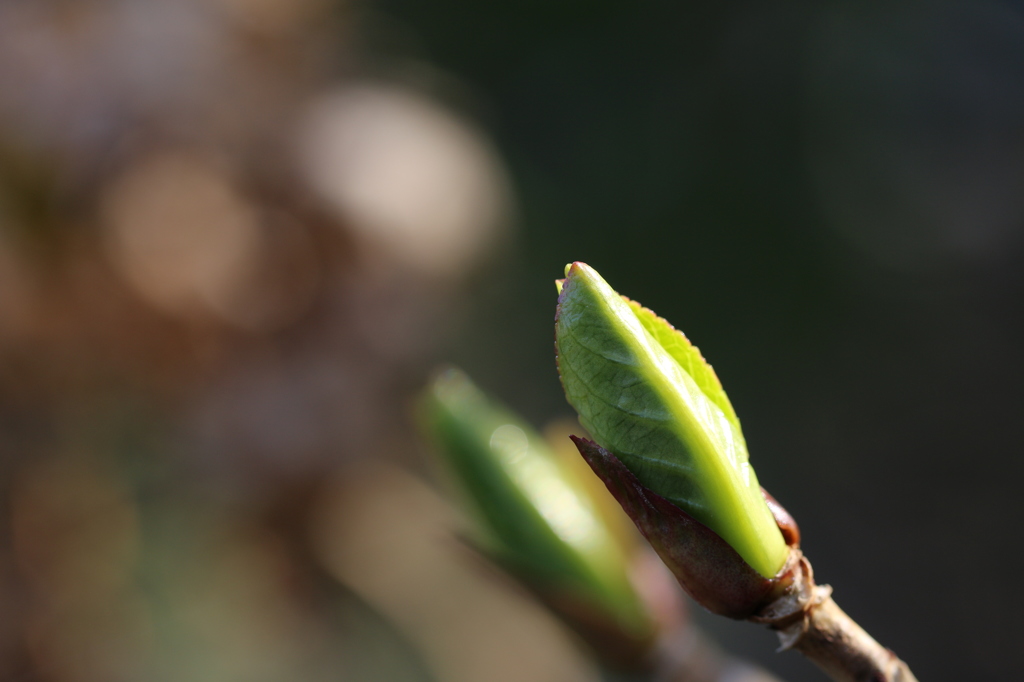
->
774, 591, 918, 682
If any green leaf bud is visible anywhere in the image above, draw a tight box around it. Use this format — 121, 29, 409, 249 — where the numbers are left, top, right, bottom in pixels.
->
420, 368, 653, 639
555, 262, 788, 578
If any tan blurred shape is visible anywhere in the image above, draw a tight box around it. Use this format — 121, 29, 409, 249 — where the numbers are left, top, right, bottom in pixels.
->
99, 150, 320, 332
311, 463, 596, 682
297, 84, 511, 278
99, 151, 261, 321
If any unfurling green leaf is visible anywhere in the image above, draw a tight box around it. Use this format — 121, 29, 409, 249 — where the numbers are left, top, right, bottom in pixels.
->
420, 368, 652, 637
555, 262, 787, 578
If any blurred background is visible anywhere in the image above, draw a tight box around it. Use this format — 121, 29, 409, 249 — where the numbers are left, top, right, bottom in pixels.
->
1, 0, 1023, 680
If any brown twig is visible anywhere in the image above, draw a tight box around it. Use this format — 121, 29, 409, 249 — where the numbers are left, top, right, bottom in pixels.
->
751, 552, 918, 682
